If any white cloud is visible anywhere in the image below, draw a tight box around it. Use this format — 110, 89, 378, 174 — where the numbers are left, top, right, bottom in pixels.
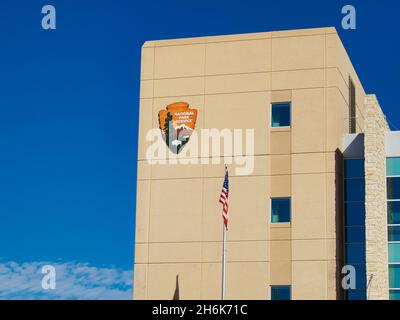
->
0, 261, 132, 300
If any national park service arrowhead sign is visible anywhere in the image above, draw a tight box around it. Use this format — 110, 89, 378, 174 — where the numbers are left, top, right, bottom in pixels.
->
158, 102, 198, 154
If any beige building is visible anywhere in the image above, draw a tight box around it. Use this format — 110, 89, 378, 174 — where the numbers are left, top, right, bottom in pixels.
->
134, 27, 399, 300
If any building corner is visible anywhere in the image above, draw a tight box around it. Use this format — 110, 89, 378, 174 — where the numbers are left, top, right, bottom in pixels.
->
364, 94, 389, 299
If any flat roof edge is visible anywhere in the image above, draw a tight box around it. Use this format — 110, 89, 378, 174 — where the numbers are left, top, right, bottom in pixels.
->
142, 27, 337, 47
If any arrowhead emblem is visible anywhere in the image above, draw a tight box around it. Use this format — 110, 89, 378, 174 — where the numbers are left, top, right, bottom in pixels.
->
158, 102, 198, 154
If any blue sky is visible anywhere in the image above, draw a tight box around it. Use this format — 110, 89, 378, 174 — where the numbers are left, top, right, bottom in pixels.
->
0, 0, 399, 299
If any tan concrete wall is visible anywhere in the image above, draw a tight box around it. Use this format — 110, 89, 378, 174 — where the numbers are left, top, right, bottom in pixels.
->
364, 95, 389, 299
134, 27, 371, 300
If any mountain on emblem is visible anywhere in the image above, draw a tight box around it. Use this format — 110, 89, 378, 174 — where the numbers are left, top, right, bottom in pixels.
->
158, 102, 198, 154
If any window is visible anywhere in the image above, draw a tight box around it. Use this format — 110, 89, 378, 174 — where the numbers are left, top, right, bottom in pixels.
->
349, 77, 356, 133
389, 226, 400, 241
387, 158, 400, 299
271, 102, 291, 127
345, 243, 366, 264
345, 203, 365, 226
388, 202, 400, 224
387, 158, 400, 176
389, 243, 400, 263
345, 260, 367, 299
345, 179, 365, 202
271, 198, 291, 223
345, 159, 364, 178
390, 290, 400, 300
344, 159, 365, 202
353, 264, 367, 289
345, 226, 365, 243
347, 290, 366, 300
271, 286, 291, 300
344, 159, 366, 300
389, 265, 400, 289
387, 177, 400, 199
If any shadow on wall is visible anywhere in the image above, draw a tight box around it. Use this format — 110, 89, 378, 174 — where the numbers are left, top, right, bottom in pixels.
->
343, 134, 364, 159
335, 148, 345, 300
172, 274, 179, 300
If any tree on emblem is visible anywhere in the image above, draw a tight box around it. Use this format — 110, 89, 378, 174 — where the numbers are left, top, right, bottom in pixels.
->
164, 112, 173, 147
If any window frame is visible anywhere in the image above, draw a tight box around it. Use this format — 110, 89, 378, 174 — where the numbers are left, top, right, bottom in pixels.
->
387, 200, 400, 225
387, 157, 400, 177
387, 157, 400, 299
270, 197, 291, 224
388, 243, 400, 263
387, 177, 400, 200
389, 264, 400, 290
270, 285, 291, 301
270, 102, 291, 129
390, 289, 400, 300
343, 158, 367, 300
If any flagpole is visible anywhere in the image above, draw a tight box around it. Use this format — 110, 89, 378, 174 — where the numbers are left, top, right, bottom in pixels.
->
221, 222, 227, 300
220, 165, 228, 300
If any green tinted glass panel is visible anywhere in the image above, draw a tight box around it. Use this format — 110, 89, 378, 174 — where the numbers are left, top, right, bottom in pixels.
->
390, 290, 400, 300
387, 158, 400, 176
389, 226, 400, 242
389, 243, 400, 263
389, 265, 400, 288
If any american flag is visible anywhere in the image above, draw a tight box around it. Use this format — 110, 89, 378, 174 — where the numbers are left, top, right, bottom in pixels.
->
219, 166, 229, 228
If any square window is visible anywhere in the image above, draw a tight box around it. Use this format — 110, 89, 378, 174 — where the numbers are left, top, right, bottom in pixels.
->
347, 289, 366, 300
387, 158, 400, 176
345, 226, 365, 243
271, 102, 291, 127
388, 202, 400, 224
344, 159, 364, 178
345, 243, 366, 264
345, 203, 365, 226
271, 198, 290, 223
344, 178, 365, 202
271, 286, 291, 300
387, 177, 400, 200
389, 243, 400, 263
388, 226, 400, 242
390, 290, 400, 300
353, 264, 367, 290
389, 265, 400, 289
